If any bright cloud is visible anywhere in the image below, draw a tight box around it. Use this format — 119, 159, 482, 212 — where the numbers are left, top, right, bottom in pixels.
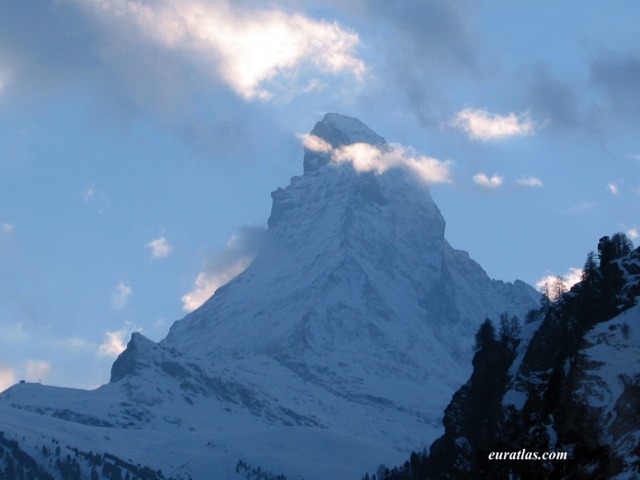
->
627, 228, 639, 240
473, 172, 503, 189
607, 182, 620, 195
452, 108, 535, 140
1, 223, 14, 235
516, 176, 543, 187
97, 321, 140, 358
182, 259, 252, 312
147, 236, 173, 259
302, 133, 333, 154
536, 267, 583, 301
79, 0, 365, 100
182, 227, 265, 312
25, 359, 52, 382
303, 134, 453, 184
111, 282, 132, 310
0, 366, 16, 392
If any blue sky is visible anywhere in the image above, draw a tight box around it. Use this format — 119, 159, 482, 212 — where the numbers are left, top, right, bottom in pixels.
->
0, 0, 638, 389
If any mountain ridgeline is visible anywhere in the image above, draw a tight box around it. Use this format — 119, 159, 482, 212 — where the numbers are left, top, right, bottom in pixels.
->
368, 233, 640, 479
0, 114, 550, 479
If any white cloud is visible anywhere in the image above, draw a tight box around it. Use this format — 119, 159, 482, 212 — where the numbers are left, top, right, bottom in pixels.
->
452, 108, 535, 140
536, 267, 583, 301
515, 176, 543, 188
627, 228, 639, 240
25, 359, 52, 382
78, 0, 365, 100
607, 182, 620, 195
473, 172, 503, 188
111, 282, 132, 310
302, 133, 333, 153
97, 321, 141, 358
1, 223, 14, 235
147, 236, 173, 259
302, 134, 453, 184
332, 142, 453, 184
0, 366, 16, 392
182, 227, 265, 312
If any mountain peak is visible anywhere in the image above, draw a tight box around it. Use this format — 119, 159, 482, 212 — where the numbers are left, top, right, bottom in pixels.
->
303, 113, 387, 173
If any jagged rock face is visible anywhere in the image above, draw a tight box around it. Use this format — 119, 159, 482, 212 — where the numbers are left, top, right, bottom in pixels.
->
0, 113, 540, 480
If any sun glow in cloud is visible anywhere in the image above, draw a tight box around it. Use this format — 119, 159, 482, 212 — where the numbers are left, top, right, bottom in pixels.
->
473, 172, 503, 189
182, 258, 252, 312
0, 366, 16, 392
97, 322, 141, 358
452, 108, 535, 140
536, 267, 583, 301
182, 227, 265, 312
303, 134, 453, 184
79, 0, 365, 100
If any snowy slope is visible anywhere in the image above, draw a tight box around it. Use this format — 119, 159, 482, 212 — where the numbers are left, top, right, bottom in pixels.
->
0, 113, 540, 479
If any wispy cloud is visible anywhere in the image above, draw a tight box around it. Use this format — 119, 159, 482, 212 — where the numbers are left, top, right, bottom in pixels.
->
473, 172, 503, 189
304, 134, 453, 184
25, 359, 52, 383
82, 182, 110, 213
77, 0, 365, 101
1, 223, 14, 235
146, 236, 173, 259
515, 176, 543, 188
564, 201, 597, 214
82, 182, 97, 202
182, 261, 251, 313
182, 227, 266, 312
97, 321, 140, 358
607, 182, 620, 195
452, 108, 535, 140
111, 282, 132, 310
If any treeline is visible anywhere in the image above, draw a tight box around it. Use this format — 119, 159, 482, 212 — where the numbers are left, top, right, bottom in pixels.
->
362, 232, 638, 479
236, 459, 289, 480
0, 431, 187, 480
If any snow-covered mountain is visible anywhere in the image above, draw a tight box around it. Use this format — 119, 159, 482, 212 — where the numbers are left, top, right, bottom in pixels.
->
0, 113, 539, 479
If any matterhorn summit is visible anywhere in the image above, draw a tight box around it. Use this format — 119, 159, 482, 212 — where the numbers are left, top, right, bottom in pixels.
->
0, 113, 539, 480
